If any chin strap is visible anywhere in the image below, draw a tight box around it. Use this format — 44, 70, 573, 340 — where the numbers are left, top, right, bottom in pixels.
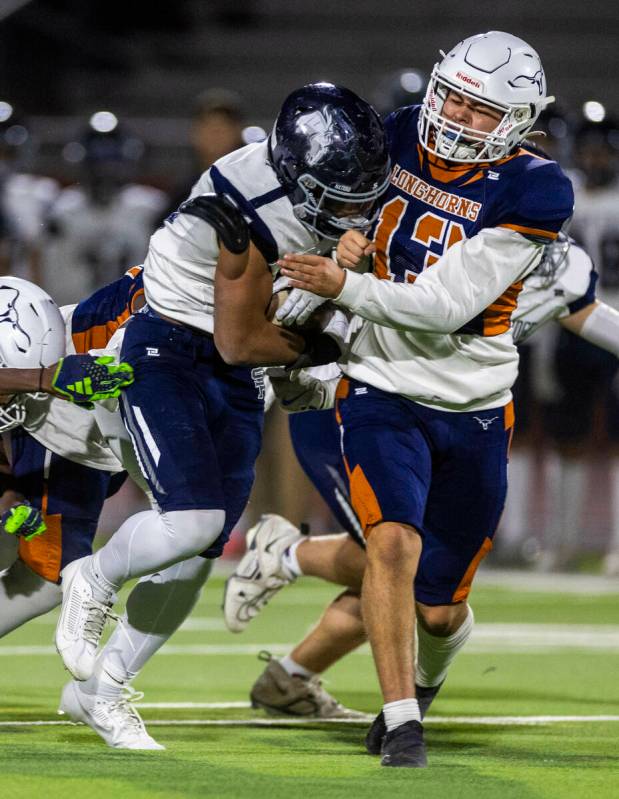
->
178, 193, 250, 254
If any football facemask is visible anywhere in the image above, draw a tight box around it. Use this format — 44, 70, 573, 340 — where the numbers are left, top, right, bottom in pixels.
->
292, 172, 390, 240
0, 395, 26, 432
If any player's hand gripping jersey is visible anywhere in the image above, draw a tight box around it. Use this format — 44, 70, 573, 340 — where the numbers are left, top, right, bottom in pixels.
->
338, 106, 574, 411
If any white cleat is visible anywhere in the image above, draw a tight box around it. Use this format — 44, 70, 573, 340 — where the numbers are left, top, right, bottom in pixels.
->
58, 680, 165, 750
55, 557, 117, 681
223, 514, 302, 632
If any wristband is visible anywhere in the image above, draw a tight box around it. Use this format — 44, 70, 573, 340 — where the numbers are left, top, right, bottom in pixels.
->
286, 331, 342, 371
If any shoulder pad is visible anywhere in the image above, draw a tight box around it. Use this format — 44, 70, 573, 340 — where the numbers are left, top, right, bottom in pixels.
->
178, 193, 249, 254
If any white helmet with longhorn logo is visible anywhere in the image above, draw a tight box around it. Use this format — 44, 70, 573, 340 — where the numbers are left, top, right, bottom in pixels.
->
418, 31, 554, 163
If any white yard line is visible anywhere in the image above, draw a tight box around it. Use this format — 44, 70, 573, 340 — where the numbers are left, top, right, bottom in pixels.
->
474, 569, 619, 595
3, 624, 619, 656
2, 714, 619, 728
140, 701, 252, 709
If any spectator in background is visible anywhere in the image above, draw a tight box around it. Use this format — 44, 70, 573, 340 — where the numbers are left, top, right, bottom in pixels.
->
0, 101, 58, 282
162, 88, 250, 220
371, 68, 427, 119
539, 111, 619, 574
41, 112, 167, 306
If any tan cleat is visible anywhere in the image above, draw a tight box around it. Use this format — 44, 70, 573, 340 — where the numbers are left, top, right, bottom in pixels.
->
250, 652, 366, 719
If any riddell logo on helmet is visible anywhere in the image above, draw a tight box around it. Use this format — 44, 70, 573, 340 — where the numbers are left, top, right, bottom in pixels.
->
455, 71, 483, 90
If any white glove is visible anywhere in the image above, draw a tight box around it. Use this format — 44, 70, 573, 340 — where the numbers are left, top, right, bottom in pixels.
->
275, 288, 328, 327
266, 367, 337, 413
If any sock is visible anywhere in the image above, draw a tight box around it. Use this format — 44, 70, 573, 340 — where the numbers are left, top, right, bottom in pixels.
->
383, 698, 421, 731
416, 605, 474, 688
0, 560, 62, 637
88, 553, 121, 603
279, 655, 314, 679
94, 508, 225, 588
80, 657, 130, 701
81, 556, 213, 696
281, 540, 303, 578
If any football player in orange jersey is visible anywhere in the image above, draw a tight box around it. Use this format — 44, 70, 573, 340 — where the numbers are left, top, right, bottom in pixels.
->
267, 32, 574, 767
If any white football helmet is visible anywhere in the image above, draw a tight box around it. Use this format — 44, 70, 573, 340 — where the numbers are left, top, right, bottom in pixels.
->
418, 31, 554, 163
0, 277, 65, 432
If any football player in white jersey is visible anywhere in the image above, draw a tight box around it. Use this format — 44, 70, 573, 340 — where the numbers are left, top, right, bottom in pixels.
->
0, 272, 163, 749
540, 115, 619, 573
53, 84, 391, 730
225, 234, 619, 725
41, 117, 167, 306
0, 103, 59, 283
265, 32, 574, 767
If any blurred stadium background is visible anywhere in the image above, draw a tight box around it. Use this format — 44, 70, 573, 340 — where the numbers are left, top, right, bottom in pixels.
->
2, 0, 619, 573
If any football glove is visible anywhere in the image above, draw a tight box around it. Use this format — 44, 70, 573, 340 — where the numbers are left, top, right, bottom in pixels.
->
275, 288, 328, 327
1, 502, 46, 541
51, 354, 134, 407
266, 367, 336, 413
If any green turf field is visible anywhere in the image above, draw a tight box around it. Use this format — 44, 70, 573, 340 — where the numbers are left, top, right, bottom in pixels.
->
1, 572, 618, 799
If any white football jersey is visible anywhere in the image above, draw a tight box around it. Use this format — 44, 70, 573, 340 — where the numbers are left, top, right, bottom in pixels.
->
339, 239, 595, 412
41, 183, 167, 306
143, 140, 330, 333
0, 172, 59, 279
511, 244, 595, 344
570, 180, 619, 308
338, 228, 543, 412
19, 305, 123, 473
292, 244, 596, 413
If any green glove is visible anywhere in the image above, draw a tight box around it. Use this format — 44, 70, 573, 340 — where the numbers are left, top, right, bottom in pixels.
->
52, 354, 134, 407
2, 503, 46, 541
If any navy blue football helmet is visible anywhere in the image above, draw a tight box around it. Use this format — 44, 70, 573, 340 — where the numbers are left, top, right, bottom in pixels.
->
269, 82, 390, 240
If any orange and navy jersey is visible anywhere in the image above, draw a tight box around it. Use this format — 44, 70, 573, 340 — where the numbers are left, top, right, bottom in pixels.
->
70, 266, 144, 354
375, 105, 574, 336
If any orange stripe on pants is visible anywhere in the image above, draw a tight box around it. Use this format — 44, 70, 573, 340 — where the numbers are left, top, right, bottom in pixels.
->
452, 536, 493, 603
349, 464, 383, 535
18, 485, 63, 583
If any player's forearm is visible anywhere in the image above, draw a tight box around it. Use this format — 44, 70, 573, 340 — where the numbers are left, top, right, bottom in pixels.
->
563, 301, 619, 357
215, 319, 306, 367
0, 367, 56, 395
335, 228, 542, 334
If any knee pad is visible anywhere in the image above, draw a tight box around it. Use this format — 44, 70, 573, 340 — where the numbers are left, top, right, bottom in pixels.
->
161, 508, 225, 557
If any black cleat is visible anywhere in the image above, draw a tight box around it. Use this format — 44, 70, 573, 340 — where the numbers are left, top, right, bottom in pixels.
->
365, 682, 443, 755
416, 680, 444, 719
365, 711, 386, 754
380, 720, 427, 768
